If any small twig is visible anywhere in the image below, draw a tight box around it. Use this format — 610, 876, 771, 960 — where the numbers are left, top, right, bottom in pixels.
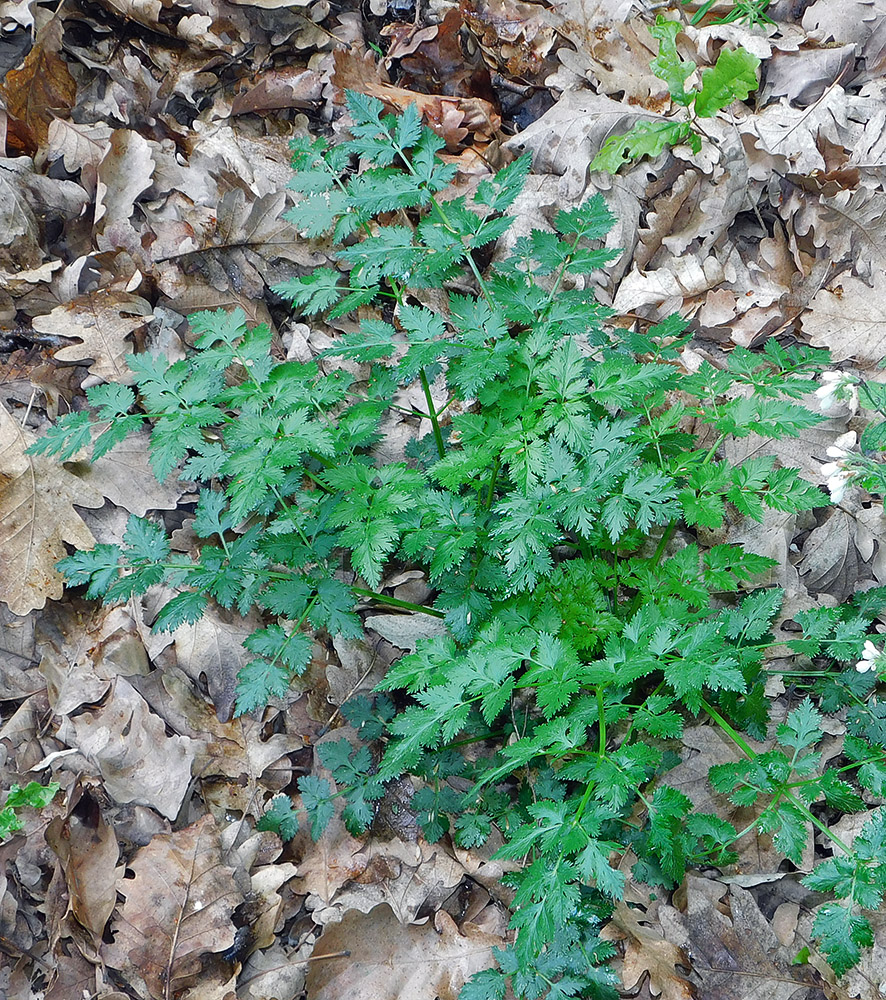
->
292, 949, 350, 964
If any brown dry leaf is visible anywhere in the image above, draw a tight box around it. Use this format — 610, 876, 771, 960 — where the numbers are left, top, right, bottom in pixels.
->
45, 783, 119, 946
33, 290, 152, 383
151, 604, 267, 724
94, 128, 156, 229
681, 875, 827, 999
317, 837, 467, 925
305, 903, 503, 1000
64, 429, 183, 517
103, 813, 243, 999
332, 48, 500, 147
46, 119, 114, 195
0, 161, 42, 271
55, 674, 198, 819
803, 272, 886, 363
0, 18, 76, 151
0, 401, 104, 616
796, 508, 874, 600
231, 67, 322, 115
605, 900, 696, 999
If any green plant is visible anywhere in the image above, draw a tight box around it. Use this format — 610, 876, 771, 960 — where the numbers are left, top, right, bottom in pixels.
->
682, 0, 774, 27
32, 94, 886, 996
0, 781, 59, 840
590, 16, 760, 174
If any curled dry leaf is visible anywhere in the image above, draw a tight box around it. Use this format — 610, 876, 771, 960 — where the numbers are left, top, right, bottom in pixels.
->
331, 48, 501, 148
0, 18, 76, 152
0, 401, 104, 616
45, 784, 119, 946
55, 674, 198, 819
103, 813, 243, 999
33, 290, 153, 383
305, 902, 504, 1000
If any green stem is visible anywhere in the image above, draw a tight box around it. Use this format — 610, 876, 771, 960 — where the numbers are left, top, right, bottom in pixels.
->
700, 699, 854, 855
351, 588, 445, 618
596, 686, 607, 755
651, 522, 676, 566
419, 368, 446, 460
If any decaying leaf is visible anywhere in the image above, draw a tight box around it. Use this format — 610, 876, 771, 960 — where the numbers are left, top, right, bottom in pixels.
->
0, 18, 76, 151
103, 813, 243, 998
0, 401, 104, 616
55, 674, 198, 819
45, 783, 119, 945
605, 900, 696, 1000
803, 272, 886, 363
305, 903, 503, 1000
33, 290, 153, 383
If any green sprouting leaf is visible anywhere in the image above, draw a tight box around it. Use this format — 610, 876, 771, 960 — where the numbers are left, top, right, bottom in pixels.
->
460, 968, 507, 1000
694, 46, 760, 119
777, 698, 823, 752
808, 903, 873, 977
153, 591, 208, 632
474, 153, 532, 213
298, 774, 335, 840
25, 412, 94, 461
256, 795, 299, 840
590, 120, 699, 174
649, 16, 696, 105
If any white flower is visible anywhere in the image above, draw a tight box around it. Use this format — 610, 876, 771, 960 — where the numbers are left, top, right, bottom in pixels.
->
823, 467, 854, 503
814, 371, 858, 411
819, 431, 858, 503
856, 639, 883, 673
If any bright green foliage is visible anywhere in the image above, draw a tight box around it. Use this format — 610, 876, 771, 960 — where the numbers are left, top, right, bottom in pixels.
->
591, 15, 760, 174
802, 810, 886, 975
0, 781, 60, 840
32, 93, 886, 994
693, 46, 761, 118
683, 0, 774, 27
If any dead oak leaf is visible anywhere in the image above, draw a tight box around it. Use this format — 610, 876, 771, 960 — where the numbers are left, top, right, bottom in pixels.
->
34, 290, 152, 383
103, 813, 243, 999
306, 903, 503, 1000
0, 18, 76, 151
0, 400, 103, 616
604, 901, 696, 1000
803, 272, 886, 363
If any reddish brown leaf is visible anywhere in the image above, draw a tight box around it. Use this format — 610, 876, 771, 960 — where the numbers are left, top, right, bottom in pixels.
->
0, 19, 76, 151
331, 48, 500, 149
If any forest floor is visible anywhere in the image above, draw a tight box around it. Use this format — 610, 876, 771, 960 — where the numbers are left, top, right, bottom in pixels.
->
1, 0, 886, 997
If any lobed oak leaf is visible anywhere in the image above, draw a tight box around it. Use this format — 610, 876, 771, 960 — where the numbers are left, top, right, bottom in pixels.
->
0, 401, 104, 615
34, 289, 153, 383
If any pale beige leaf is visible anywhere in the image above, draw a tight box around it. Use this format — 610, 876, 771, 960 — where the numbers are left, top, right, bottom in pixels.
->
64, 429, 183, 517
55, 674, 198, 819
803, 272, 886, 363
0, 401, 103, 615
306, 903, 502, 1000
33, 290, 152, 383
45, 784, 119, 943
606, 900, 695, 1000
46, 119, 113, 194
94, 128, 155, 227
103, 813, 243, 999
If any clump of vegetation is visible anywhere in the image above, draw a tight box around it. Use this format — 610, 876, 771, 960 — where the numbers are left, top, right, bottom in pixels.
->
33, 93, 886, 997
